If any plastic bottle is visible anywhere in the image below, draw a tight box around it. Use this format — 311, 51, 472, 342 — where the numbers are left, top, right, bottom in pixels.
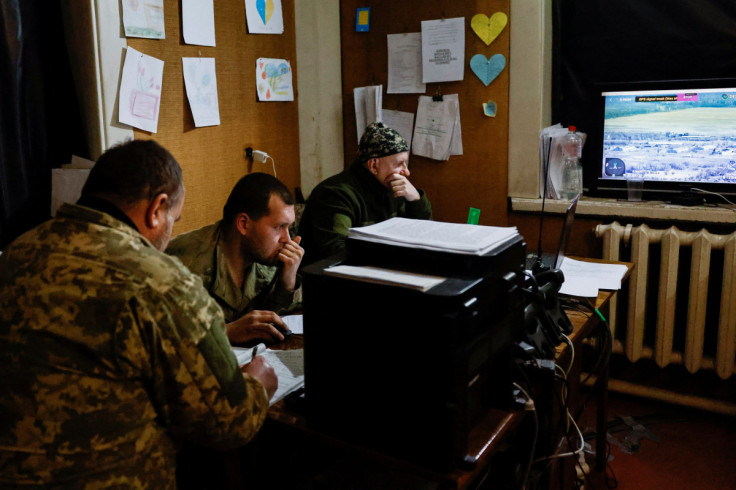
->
560, 126, 583, 200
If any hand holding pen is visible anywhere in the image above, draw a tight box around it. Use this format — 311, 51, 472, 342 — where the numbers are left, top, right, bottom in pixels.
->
241, 345, 277, 400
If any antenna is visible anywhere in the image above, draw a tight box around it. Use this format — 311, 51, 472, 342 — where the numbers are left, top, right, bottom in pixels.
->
533, 137, 553, 273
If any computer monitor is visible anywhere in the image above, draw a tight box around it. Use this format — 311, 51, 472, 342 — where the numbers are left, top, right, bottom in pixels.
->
588, 78, 736, 203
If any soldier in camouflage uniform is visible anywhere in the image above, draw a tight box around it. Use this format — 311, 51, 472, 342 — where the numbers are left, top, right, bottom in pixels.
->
298, 121, 432, 266
0, 140, 276, 488
166, 173, 303, 346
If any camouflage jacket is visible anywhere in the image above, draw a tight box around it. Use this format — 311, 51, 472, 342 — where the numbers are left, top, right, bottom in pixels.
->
298, 161, 432, 265
166, 221, 301, 323
0, 204, 269, 488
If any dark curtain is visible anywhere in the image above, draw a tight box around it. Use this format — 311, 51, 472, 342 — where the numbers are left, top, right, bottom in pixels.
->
552, 0, 736, 192
0, 0, 87, 248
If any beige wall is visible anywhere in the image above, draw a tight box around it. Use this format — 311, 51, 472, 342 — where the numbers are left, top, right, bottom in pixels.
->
508, 0, 553, 198
294, 0, 344, 196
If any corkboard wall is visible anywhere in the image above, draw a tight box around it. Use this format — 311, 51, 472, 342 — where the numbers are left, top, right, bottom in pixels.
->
127, 0, 300, 236
339, 1, 510, 226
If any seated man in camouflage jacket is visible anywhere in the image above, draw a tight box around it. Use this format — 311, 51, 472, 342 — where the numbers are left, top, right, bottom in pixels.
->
0, 140, 277, 488
167, 173, 304, 345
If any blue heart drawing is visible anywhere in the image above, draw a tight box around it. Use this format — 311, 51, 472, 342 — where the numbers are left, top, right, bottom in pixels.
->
470, 54, 506, 87
483, 101, 497, 117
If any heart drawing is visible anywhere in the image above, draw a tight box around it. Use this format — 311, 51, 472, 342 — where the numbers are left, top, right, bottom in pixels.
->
471, 12, 508, 46
470, 54, 506, 87
257, 0, 274, 25
483, 101, 497, 117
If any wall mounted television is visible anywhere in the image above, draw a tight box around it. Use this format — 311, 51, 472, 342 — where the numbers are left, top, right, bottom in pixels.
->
588, 78, 736, 204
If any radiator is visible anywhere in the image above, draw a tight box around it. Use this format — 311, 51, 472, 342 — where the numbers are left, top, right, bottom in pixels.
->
595, 222, 736, 381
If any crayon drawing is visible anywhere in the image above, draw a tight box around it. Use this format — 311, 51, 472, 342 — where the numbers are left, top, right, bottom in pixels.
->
244, 0, 284, 34
183, 57, 221, 127
118, 47, 164, 133
122, 0, 165, 39
256, 58, 294, 102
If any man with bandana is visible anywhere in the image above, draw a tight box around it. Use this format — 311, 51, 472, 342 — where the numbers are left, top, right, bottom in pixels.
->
298, 122, 432, 265
167, 173, 304, 346
0, 140, 276, 488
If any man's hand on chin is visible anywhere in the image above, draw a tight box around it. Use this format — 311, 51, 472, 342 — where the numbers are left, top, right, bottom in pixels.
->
278, 235, 304, 291
388, 173, 420, 201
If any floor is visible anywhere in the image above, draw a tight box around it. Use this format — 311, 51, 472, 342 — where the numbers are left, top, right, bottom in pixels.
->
579, 392, 736, 490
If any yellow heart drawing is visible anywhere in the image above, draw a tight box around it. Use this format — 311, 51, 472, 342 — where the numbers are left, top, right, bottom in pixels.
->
471, 12, 508, 46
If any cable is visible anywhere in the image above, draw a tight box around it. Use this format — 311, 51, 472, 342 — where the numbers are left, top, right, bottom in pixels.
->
690, 187, 736, 210
267, 156, 277, 177
560, 333, 574, 378
533, 408, 585, 463
513, 381, 538, 490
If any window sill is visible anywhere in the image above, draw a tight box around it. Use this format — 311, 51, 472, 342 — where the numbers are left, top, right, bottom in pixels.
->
510, 197, 736, 225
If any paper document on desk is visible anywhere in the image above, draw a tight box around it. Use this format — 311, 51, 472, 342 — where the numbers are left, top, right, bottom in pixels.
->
282, 314, 303, 334
559, 257, 629, 297
348, 217, 519, 255
233, 344, 304, 405
325, 265, 446, 292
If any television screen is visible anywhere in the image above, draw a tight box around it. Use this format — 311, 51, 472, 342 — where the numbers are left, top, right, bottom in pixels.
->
593, 81, 736, 202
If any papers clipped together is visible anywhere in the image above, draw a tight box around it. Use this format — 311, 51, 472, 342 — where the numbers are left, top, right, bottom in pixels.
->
347, 217, 519, 256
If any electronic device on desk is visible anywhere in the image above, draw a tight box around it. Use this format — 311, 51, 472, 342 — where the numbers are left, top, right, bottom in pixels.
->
301, 235, 527, 470
525, 194, 578, 273
519, 268, 573, 359
587, 78, 736, 205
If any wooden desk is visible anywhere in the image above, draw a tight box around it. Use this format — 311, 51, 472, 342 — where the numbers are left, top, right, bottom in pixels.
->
253, 260, 632, 489
263, 334, 523, 490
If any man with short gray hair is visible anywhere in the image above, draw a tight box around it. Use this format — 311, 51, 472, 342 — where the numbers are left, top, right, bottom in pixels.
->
0, 139, 276, 488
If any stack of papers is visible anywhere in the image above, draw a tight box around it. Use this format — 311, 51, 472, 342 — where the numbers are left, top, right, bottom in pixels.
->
325, 265, 447, 292
354, 84, 383, 143
559, 257, 629, 298
348, 217, 519, 256
412, 94, 463, 161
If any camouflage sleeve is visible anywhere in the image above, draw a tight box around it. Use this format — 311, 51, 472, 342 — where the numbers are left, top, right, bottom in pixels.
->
123, 273, 269, 450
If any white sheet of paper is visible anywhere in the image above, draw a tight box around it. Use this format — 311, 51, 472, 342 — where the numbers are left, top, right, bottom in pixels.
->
421, 17, 465, 83
282, 315, 303, 334
122, 0, 165, 39
232, 344, 304, 405
118, 47, 164, 133
412, 94, 462, 161
256, 57, 294, 101
560, 257, 628, 291
182, 57, 220, 127
559, 275, 600, 298
353, 85, 383, 143
387, 33, 426, 94
382, 109, 415, 151
244, 0, 284, 34
182, 0, 216, 46
325, 265, 447, 292
448, 95, 463, 156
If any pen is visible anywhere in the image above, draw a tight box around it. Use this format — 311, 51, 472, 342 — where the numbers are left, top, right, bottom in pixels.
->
251, 345, 259, 362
